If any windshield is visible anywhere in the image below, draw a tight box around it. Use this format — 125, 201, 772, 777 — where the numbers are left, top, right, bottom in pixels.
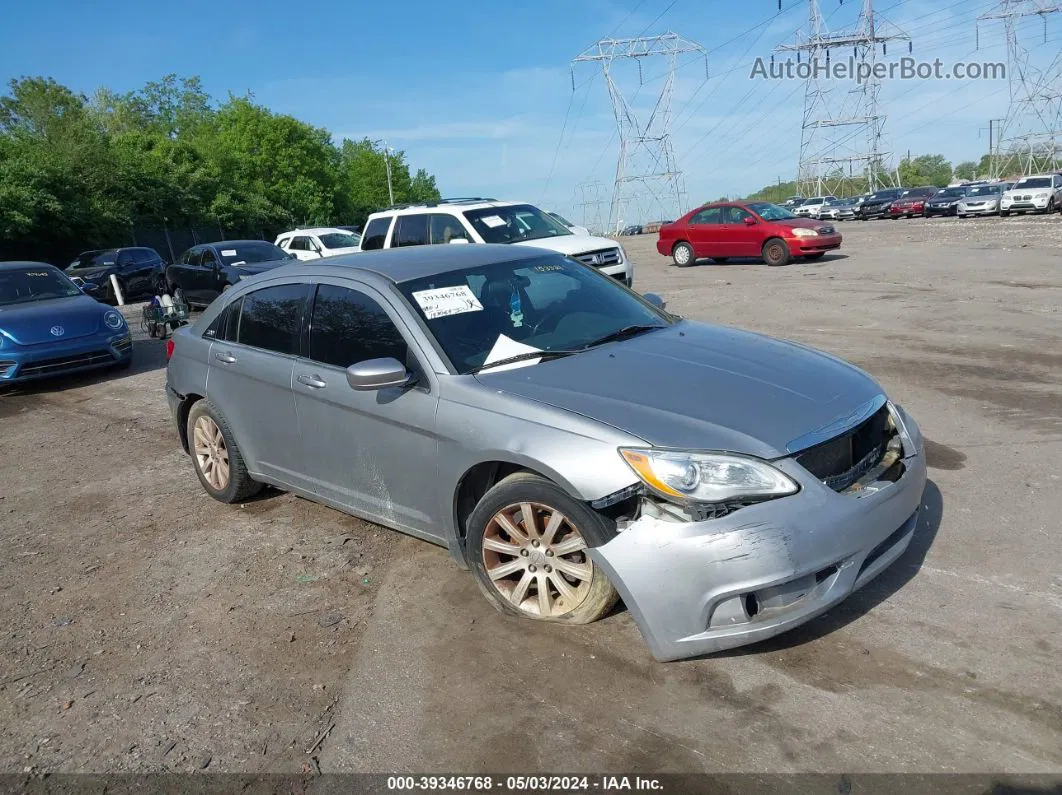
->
217, 242, 288, 265
747, 202, 796, 221
1014, 177, 1052, 189
0, 266, 82, 306
463, 204, 573, 244
318, 232, 361, 249
870, 190, 902, 200
549, 212, 574, 227
937, 187, 967, 197
67, 251, 116, 271
397, 254, 670, 374
967, 185, 1001, 196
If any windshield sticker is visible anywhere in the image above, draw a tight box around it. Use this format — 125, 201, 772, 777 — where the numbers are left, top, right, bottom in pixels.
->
534, 264, 564, 272
480, 335, 542, 372
221, 249, 237, 257
412, 285, 484, 319
480, 215, 506, 228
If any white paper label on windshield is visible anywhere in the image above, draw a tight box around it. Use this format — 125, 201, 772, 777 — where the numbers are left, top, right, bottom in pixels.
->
412, 285, 483, 319
480, 215, 506, 228
479, 335, 542, 372
221, 249, 237, 257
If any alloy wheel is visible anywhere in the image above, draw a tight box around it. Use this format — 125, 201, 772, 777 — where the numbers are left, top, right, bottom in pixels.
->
481, 502, 593, 618
193, 415, 230, 491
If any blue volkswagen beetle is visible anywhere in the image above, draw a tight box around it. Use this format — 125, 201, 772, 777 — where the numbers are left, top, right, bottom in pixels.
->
0, 261, 133, 385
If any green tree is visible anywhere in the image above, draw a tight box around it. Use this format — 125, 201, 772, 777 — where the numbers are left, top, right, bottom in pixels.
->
897, 154, 952, 187
953, 161, 978, 181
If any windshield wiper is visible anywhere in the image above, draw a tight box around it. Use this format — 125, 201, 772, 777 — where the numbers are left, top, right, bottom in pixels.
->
581, 323, 665, 350
470, 349, 580, 374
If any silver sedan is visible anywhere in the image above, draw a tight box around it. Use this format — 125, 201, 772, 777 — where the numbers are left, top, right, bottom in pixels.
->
165, 244, 927, 661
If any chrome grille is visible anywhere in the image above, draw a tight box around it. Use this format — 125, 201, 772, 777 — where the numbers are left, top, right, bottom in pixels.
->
574, 247, 621, 268
19, 351, 114, 378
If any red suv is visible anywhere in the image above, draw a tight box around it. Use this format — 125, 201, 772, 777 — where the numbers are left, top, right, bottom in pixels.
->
656, 201, 842, 267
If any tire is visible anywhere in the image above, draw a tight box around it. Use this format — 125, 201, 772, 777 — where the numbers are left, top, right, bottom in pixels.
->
466, 472, 619, 625
186, 400, 263, 504
672, 242, 695, 267
1048, 198, 1056, 213
762, 238, 791, 267
804, 252, 825, 261
709, 257, 729, 264
1000, 211, 1009, 217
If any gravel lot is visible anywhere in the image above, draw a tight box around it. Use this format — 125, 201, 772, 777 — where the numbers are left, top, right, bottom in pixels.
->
2, 214, 1060, 775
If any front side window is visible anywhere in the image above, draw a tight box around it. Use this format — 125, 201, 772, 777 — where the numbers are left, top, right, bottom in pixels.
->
429, 214, 470, 244
725, 207, 755, 223
200, 249, 218, 268
393, 214, 430, 247
360, 216, 392, 250
462, 204, 572, 244
397, 254, 670, 374
290, 237, 311, 251
308, 284, 408, 368
236, 283, 309, 355
0, 265, 82, 306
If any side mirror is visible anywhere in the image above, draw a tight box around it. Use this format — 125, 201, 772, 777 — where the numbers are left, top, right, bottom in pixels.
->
743, 216, 757, 226
643, 292, 667, 311
448, 238, 470, 245
346, 357, 413, 391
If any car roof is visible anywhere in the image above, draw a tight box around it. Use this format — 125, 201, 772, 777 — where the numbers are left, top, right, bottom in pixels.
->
278, 227, 357, 236
0, 261, 57, 271
261, 243, 549, 284
197, 239, 277, 248
368, 199, 528, 218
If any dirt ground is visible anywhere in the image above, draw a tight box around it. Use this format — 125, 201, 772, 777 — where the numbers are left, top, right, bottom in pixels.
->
1, 214, 1061, 775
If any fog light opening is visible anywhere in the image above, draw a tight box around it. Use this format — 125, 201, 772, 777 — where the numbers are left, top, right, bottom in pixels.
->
815, 564, 839, 584
743, 592, 760, 618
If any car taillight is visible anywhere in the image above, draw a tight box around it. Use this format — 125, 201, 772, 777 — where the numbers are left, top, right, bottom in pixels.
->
165, 339, 175, 360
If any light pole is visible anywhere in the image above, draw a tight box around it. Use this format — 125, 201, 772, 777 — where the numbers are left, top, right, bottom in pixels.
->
373, 138, 395, 205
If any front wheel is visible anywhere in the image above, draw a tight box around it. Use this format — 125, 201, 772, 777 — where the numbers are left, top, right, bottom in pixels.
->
467, 473, 618, 624
762, 238, 791, 267
672, 242, 695, 268
1000, 210, 1010, 217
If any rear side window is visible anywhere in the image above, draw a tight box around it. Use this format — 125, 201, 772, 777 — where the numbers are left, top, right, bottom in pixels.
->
205, 297, 242, 341
690, 208, 723, 224
361, 217, 392, 250
308, 284, 407, 368
393, 214, 429, 247
236, 284, 309, 355
429, 214, 470, 244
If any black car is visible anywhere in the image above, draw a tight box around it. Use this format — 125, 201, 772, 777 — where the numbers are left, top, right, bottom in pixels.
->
858, 188, 905, 220
165, 240, 295, 309
923, 186, 969, 217
65, 247, 167, 303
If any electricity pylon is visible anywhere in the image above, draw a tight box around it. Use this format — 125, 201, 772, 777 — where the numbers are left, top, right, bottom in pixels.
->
573, 32, 708, 231
576, 180, 606, 234
777, 0, 909, 195
978, 1, 1062, 176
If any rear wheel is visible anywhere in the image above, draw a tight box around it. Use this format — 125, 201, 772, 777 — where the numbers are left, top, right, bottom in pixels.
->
467, 473, 618, 625
762, 238, 791, 267
186, 400, 262, 504
672, 242, 695, 267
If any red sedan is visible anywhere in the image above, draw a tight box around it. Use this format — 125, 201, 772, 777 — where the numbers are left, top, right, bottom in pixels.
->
656, 201, 842, 267
885, 186, 939, 218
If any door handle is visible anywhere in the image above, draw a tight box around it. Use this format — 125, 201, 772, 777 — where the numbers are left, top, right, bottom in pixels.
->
297, 373, 327, 389
214, 351, 237, 364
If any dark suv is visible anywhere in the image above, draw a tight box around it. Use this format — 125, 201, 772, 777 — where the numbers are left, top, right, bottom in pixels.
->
66, 247, 167, 303
165, 240, 295, 309
858, 188, 905, 220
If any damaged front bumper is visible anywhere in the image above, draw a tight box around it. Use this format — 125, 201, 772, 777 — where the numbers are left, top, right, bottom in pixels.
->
588, 413, 927, 662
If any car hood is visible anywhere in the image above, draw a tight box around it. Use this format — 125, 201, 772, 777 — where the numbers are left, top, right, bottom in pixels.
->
512, 235, 619, 256
1004, 187, 1050, 196
772, 218, 832, 230
322, 246, 361, 257
66, 266, 114, 281
231, 260, 289, 275
475, 322, 884, 459
0, 294, 106, 345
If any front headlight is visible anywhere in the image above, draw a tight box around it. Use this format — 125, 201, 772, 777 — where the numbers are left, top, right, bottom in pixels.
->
103, 310, 125, 330
620, 448, 799, 504
791, 227, 818, 238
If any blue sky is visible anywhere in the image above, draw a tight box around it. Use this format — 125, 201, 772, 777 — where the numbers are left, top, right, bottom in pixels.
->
1, 0, 1056, 224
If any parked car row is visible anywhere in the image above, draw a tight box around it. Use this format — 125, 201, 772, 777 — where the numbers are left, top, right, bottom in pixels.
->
786, 174, 1062, 221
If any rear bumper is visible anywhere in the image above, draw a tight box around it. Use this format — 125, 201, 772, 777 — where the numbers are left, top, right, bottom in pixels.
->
0, 332, 132, 384
590, 410, 927, 662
